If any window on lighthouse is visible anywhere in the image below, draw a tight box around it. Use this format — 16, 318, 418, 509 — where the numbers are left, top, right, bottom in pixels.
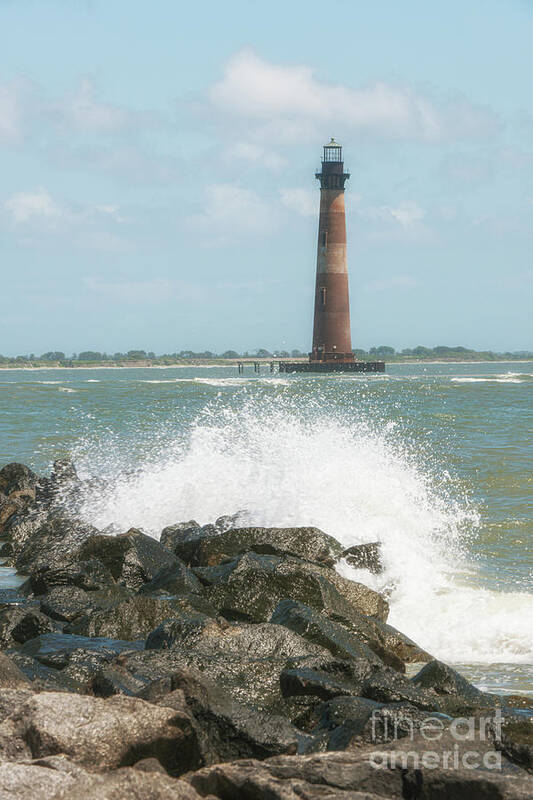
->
320, 287, 327, 306
321, 231, 327, 247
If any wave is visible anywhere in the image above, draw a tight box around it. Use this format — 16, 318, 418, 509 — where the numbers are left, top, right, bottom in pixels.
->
59, 387, 77, 393
451, 376, 525, 384
70, 393, 533, 665
138, 377, 290, 387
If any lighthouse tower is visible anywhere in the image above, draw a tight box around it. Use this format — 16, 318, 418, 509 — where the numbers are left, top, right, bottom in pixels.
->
311, 138, 354, 363
276, 139, 384, 374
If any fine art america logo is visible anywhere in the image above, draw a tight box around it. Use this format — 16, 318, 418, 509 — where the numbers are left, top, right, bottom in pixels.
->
368, 709, 503, 771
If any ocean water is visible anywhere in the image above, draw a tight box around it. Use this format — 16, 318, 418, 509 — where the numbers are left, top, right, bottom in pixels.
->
0, 361, 531, 695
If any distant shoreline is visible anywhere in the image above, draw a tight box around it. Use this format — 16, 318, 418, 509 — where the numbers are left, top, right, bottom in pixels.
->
0, 358, 532, 371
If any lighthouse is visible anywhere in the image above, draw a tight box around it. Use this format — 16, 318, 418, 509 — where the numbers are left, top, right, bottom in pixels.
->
311, 138, 353, 363
278, 140, 385, 373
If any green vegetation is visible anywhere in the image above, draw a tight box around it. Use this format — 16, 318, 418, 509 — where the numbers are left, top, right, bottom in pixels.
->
0, 345, 531, 368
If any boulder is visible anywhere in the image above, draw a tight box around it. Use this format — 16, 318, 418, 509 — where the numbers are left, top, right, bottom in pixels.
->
39, 586, 96, 623
12, 511, 101, 573
0, 463, 39, 500
411, 659, 496, 714
0, 605, 56, 648
139, 617, 330, 712
65, 594, 217, 640
24, 559, 116, 595
307, 695, 382, 739
196, 553, 388, 623
340, 542, 383, 574
160, 521, 202, 555
0, 691, 201, 774
271, 600, 382, 667
138, 560, 204, 596
50, 458, 79, 487
0, 653, 30, 688
0, 689, 36, 723
326, 603, 431, 667
19, 632, 143, 668
362, 668, 443, 711
0, 760, 81, 800
6, 652, 85, 693
78, 528, 179, 590
158, 682, 305, 763
280, 666, 366, 703
185, 750, 405, 799
498, 718, 533, 770
50, 766, 203, 799
174, 526, 344, 568
0, 495, 28, 534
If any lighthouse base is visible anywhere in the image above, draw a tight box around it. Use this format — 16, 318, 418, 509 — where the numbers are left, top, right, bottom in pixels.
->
278, 361, 385, 373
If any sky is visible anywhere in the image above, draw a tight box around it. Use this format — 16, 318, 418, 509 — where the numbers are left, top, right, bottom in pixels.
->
0, 0, 532, 355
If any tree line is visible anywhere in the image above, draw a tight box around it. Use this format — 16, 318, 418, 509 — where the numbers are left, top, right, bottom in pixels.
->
0, 345, 532, 365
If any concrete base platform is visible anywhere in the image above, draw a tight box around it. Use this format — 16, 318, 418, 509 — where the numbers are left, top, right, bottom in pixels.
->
278, 361, 385, 373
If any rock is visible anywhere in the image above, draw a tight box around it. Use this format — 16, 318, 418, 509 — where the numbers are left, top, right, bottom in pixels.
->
0, 604, 57, 648
504, 695, 533, 711
65, 594, 216, 640
51, 767, 203, 799
174, 526, 344, 568
140, 617, 329, 712
12, 511, 101, 573
280, 666, 366, 703
271, 599, 383, 667
24, 559, 116, 595
160, 521, 202, 554
14, 633, 143, 691
50, 458, 78, 487
0, 540, 13, 556
19, 632, 143, 667
0, 463, 39, 500
362, 668, 442, 711
340, 543, 383, 574
138, 560, 204, 596
196, 553, 388, 623
325, 603, 431, 667
78, 528, 179, 590
0, 760, 79, 800
0, 689, 35, 723
0, 653, 30, 688
39, 586, 95, 623
308, 695, 382, 739
185, 750, 405, 799
7, 652, 85, 693
158, 681, 305, 763
374, 728, 531, 799
0, 691, 201, 774
411, 659, 496, 714
0, 495, 28, 533
498, 718, 533, 770
213, 510, 248, 531
1, 506, 49, 557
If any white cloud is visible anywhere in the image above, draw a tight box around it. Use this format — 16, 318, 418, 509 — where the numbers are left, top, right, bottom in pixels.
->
4, 189, 61, 224
226, 141, 286, 170
387, 201, 425, 228
187, 183, 276, 243
210, 50, 499, 143
51, 78, 133, 133
3, 188, 132, 250
280, 188, 316, 217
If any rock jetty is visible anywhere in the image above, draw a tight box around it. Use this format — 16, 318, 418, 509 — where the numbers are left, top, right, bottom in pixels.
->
0, 460, 531, 798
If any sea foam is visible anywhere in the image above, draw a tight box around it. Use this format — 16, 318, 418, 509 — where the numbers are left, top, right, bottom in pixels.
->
72, 394, 533, 665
